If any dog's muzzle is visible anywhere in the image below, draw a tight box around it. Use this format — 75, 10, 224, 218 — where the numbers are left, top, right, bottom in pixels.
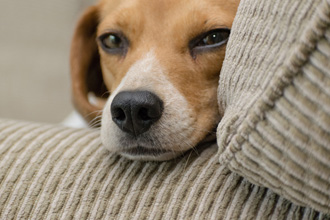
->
110, 90, 164, 136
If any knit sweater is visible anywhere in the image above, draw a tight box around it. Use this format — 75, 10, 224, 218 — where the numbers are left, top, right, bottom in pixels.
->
217, 0, 330, 214
0, 119, 328, 219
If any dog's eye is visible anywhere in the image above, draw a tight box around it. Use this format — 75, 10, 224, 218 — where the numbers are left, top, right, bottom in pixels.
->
98, 32, 129, 55
198, 30, 229, 46
190, 28, 230, 55
102, 34, 122, 49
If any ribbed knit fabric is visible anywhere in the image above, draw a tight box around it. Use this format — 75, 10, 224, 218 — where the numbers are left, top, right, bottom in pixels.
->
0, 119, 328, 219
217, 0, 330, 214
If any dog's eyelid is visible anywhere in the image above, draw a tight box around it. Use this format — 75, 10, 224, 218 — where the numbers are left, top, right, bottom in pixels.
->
188, 28, 231, 58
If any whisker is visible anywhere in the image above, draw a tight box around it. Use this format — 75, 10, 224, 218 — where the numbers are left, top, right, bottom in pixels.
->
89, 121, 102, 129
89, 120, 102, 129
102, 91, 111, 97
83, 109, 103, 121
88, 115, 102, 125
87, 111, 103, 128
183, 150, 193, 171
89, 117, 102, 125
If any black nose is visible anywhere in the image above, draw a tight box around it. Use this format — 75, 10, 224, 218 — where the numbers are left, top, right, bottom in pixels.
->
111, 91, 164, 136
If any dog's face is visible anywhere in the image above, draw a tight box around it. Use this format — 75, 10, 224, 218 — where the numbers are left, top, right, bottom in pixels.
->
71, 0, 239, 161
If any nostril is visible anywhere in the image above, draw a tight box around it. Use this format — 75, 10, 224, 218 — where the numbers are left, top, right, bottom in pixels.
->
112, 108, 126, 121
138, 107, 151, 121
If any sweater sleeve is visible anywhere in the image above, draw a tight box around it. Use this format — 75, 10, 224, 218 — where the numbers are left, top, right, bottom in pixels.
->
217, 0, 330, 214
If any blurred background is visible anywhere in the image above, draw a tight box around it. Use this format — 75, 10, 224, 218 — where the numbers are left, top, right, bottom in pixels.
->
0, 0, 95, 123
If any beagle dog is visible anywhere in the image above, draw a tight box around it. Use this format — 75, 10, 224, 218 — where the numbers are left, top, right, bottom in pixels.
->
70, 0, 240, 161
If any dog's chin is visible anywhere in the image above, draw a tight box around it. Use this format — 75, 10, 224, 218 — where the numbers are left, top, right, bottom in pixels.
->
119, 147, 183, 161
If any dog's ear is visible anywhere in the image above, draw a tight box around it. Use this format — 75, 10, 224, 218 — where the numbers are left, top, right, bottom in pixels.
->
70, 6, 108, 123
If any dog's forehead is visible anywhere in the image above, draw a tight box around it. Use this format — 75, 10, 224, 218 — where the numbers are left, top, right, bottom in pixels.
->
98, 0, 193, 15
98, 0, 238, 21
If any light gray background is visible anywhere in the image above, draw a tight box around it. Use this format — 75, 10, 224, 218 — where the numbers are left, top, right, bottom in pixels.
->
0, 0, 95, 123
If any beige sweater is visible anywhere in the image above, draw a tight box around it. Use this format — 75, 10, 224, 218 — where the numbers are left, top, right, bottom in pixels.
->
217, 0, 330, 214
0, 119, 328, 219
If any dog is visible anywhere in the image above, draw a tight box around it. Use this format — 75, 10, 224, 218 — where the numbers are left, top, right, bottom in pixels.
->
70, 0, 240, 161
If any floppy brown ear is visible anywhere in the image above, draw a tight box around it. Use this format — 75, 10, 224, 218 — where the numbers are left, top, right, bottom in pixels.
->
70, 6, 108, 123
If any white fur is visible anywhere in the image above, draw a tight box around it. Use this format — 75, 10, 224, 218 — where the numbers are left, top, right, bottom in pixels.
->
101, 51, 198, 160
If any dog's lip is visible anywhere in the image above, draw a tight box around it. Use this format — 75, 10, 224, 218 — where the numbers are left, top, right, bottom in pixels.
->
122, 145, 172, 156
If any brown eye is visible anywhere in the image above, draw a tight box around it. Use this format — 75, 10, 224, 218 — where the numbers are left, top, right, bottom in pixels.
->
189, 28, 231, 58
98, 32, 129, 55
197, 29, 230, 47
102, 34, 122, 49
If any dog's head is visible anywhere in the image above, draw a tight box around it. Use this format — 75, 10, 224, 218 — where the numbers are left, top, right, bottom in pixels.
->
71, 0, 239, 161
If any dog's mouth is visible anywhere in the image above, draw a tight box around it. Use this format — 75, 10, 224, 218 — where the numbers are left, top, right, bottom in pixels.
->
119, 145, 183, 161
122, 145, 171, 156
